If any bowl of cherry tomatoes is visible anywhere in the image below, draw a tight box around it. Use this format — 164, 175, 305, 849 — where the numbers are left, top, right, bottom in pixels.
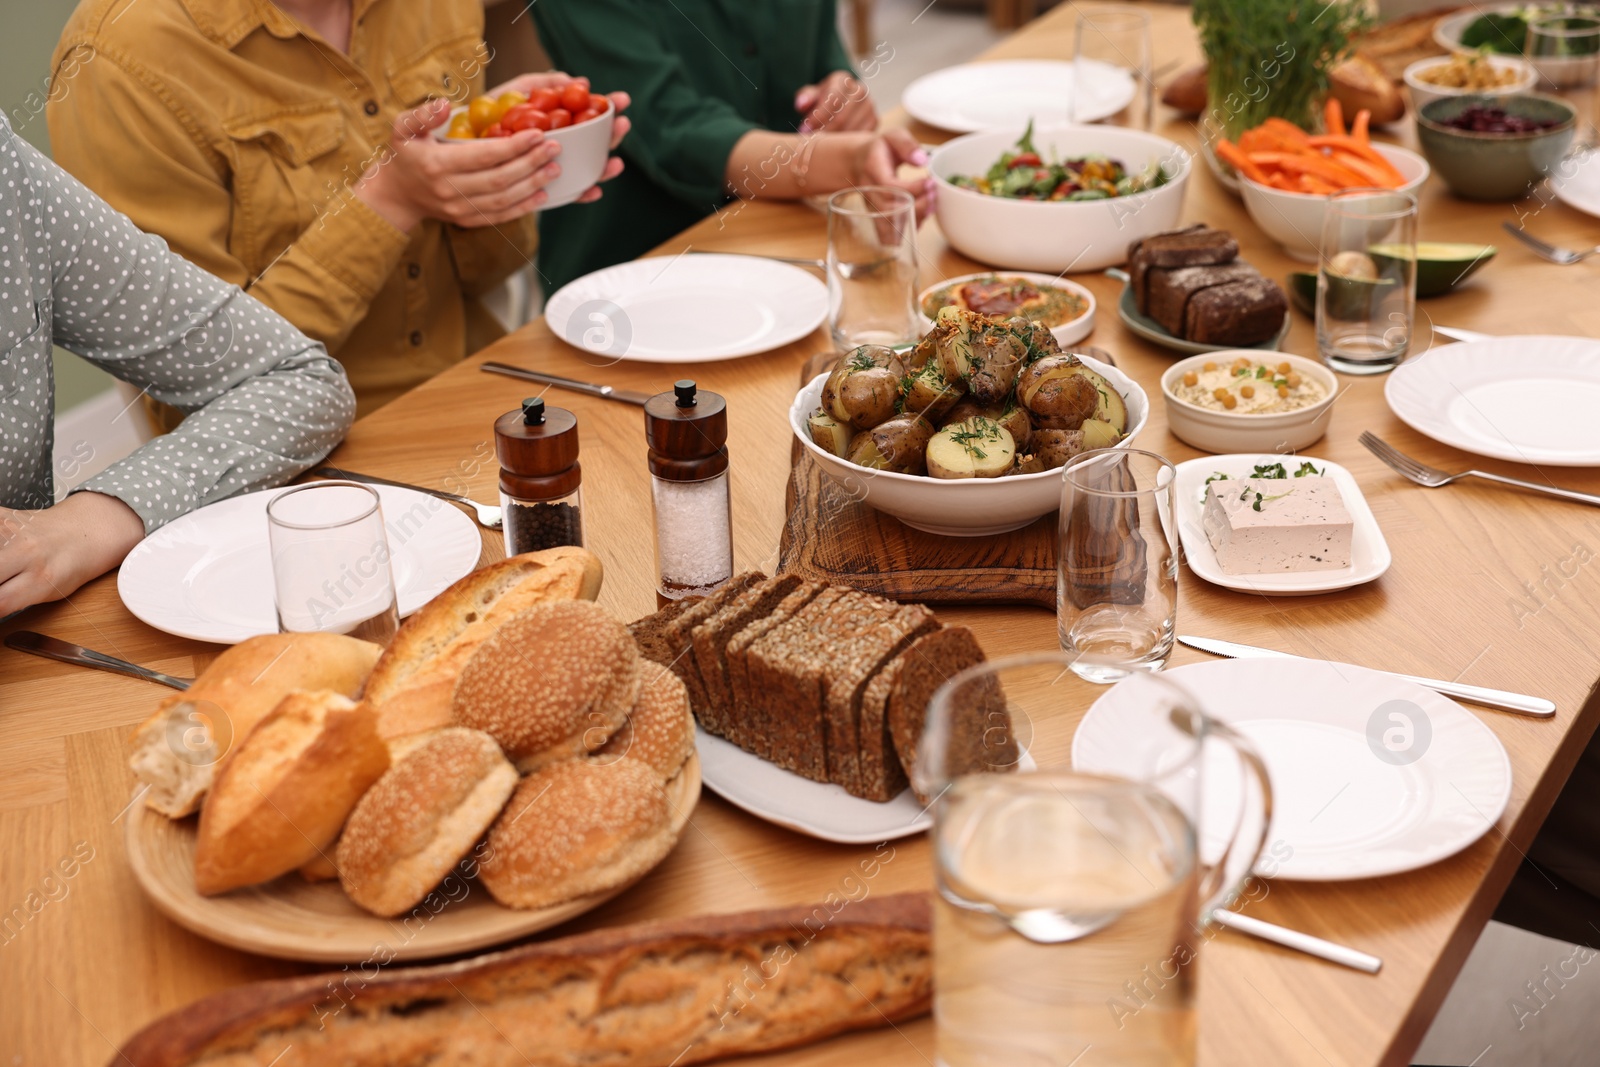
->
436, 78, 613, 209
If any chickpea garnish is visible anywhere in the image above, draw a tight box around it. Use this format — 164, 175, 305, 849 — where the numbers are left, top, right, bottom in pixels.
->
1276, 361, 1291, 374
1212, 387, 1229, 402
1277, 384, 1290, 398
1240, 384, 1255, 398
1286, 372, 1302, 388
1203, 361, 1217, 372
1183, 370, 1199, 387
1221, 393, 1238, 410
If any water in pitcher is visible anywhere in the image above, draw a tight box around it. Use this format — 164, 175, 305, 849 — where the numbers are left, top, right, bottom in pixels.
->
933, 773, 1200, 1067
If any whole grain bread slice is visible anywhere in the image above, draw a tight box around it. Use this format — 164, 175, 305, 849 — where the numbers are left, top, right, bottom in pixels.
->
886, 626, 1010, 804
822, 605, 940, 797
1128, 225, 1239, 313
859, 663, 911, 803
724, 582, 832, 755
689, 573, 806, 735
628, 595, 704, 670
654, 572, 766, 711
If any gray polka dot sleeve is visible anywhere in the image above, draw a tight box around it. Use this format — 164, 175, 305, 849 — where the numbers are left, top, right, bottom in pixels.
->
0, 115, 355, 533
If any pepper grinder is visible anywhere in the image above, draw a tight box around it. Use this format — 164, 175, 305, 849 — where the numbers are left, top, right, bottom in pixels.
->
644, 379, 733, 599
494, 397, 584, 555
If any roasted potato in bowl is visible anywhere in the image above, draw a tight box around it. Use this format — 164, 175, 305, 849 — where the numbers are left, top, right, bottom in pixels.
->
821, 345, 906, 429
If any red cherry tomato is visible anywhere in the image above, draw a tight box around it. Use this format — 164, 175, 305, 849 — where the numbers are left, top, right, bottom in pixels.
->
500, 104, 535, 132
528, 88, 561, 112
588, 93, 609, 113
573, 108, 600, 124
1009, 152, 1043, 168
481, 121, 506, 138
547, 108, 573, 129
560, 82, 591, 112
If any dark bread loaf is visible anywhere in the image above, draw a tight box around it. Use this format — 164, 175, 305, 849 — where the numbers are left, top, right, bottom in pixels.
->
643, 572, 765, 712
885, 626, 1013, 803
112, 893, 933, 1067
1146, 262, 1261, 339
1128, 225, 1239, 312
726, 583, 836, 754
689, 573, 806, 735
823, 604, 939, 796
627, 594, 704, 669
1186, 275, 1289, 346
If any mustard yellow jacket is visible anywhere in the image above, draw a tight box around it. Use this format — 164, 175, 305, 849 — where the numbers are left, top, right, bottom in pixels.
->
48, 0, 539, 417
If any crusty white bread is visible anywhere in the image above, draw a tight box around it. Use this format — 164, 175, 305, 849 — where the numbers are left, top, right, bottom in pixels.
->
362, 546, 603, 742
298, 850, 340, 883
128, 633, 382, 818
479, 758, 674, 910
193, 692, 389, 896
596, 667, 695, 781
113, 893, 932, 1067
452, 600, 639, 771
337, 728, 517, 917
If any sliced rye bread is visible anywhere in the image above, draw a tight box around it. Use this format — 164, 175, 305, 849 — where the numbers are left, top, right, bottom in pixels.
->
724, 582, 834, 757
743, 591, 894, 781
859, 660, 912, 803
1146, 262, 1262, 339
688, 573, 806, 735
1185, 275, 1288, 346
654, 572, 766, 712
1127, 225, 1238, 313
822, 605, 940, 798
885, 626, 1006, 804
628, 596, 704, 671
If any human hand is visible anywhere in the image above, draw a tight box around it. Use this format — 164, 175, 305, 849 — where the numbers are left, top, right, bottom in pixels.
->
0, 492, 145, 616
854, 128, 937, 222
795, 70, 877, 133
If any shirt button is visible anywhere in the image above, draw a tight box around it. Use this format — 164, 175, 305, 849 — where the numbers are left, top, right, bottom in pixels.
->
743, 43, 758, 56
407, 263, 421, 279
364, 100, 379, 116
410, 330, 424, 347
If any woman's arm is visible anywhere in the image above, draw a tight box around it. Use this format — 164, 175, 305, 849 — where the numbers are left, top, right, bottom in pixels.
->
724, 128, 935, 219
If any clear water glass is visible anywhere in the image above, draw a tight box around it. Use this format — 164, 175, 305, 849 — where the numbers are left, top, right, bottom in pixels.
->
1058, 448, 1178, 683
266, 481, 399, 644
1315, 187, 1417, 375
1072, 7, 1153, 129
826, 186, 920, 350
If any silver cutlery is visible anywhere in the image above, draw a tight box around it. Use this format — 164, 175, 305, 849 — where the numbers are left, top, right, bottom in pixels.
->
312, 467, 503, 530
687, 249, 826, 271
1501, 221, 1600, 265
4, 631, 192, 690
480, 362, 653, 406
1178, 635, 1556, 717
1360, 432, 1600, 510
1212, 909, 1382, 973
1430, 324, 1491, 344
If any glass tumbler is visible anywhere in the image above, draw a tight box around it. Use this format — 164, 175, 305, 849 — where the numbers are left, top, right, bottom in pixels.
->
917, 658, 1272, 1067
266, 481, 399, 644
1529, 15, 1600, 144
826, 186, 920, 350
1315, 187, 1417, 375
1072, 7, 1153, 129
1058, 448, 1178, 683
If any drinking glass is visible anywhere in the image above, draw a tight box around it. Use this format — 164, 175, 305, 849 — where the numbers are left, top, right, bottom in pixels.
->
1072, 8, 1153, 129
1315, 188, 1417, 375
826, 186, 920, 350
1528, 16, 1600, 145
266, 481, 399, 643
917, 657, 1272, 1067
1058, 448, 1178, 683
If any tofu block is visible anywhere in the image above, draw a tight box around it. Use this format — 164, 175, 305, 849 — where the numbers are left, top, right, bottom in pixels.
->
1202, 476, 1352, 573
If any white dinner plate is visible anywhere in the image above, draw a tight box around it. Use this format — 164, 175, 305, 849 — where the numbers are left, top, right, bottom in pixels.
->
1550, 147, 1600, 218
1174, 454, 1392, 596
1385, 336, 1600, 466
1075, 659, 1513, 881
695, 726, 1036, 844
545, 254, 827, 363
903, 59, 1136, 133
118, 485, 481, 644
917, 271, 1096, 347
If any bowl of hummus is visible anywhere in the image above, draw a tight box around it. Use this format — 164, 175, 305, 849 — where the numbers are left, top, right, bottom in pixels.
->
1161, 351, 1337, 454
918, 271, 1095, 347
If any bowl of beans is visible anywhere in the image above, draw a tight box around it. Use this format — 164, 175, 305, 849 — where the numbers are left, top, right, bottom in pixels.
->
1416, 93, 1576, 201
1403, 54, 1536, 112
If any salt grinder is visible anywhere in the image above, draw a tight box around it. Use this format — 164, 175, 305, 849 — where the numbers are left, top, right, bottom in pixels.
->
494, 397, 584, 554
644, 380, 733, 599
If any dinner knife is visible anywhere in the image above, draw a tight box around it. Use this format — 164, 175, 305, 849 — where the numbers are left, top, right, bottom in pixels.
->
1431, 324, 1492, 344
4, 631, 192, 691
480, 362, 653, 406
1178, 635, 1556, 717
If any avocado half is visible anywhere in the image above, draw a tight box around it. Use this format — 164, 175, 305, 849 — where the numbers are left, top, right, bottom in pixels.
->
1369, 242, 1498, 298
1286, 270, 1398, 320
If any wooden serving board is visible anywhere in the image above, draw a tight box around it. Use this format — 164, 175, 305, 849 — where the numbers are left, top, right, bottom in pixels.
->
124, 755, 701, 963
779, 353, 1056, 608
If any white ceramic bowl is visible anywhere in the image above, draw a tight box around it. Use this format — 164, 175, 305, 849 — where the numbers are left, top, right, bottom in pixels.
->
434, 102, 612, 209
916, 271, 1096, 347
1404, 55, 1536, 112
1160, 352, 1338, 454
928, 125, 1191, 273
1435, 7, 1599, 88
789, 355, 1148, 537
1238, 144, 1430, 262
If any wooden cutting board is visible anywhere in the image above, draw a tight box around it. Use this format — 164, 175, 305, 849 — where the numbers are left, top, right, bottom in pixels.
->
778, 353, 1057, 608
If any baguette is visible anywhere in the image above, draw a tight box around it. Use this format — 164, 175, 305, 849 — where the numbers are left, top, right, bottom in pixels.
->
128, 632, 382, 818
193, 692, 389, 895
362, 546, 603, 741
113, 893, 932, 1067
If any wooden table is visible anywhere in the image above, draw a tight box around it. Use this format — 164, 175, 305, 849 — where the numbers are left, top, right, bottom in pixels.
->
7, 4, 1600, 1065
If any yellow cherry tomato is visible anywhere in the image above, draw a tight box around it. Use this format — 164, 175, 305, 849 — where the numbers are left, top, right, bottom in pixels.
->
491, 91, 527, 123
467, 96, 497, 133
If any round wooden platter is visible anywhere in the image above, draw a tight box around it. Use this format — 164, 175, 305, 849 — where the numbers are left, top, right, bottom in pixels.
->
124, 754, 701, 964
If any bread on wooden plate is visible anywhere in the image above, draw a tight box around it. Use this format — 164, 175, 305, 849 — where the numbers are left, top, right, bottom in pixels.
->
596, 667, 695, 781
337, 728, 517, 917
452, 600, 639, 771
479, 758, 674, 910
193, 692, 389, 895
113, 893, 933, 1067
128, 632, 382, 818
362, 546, 603, 741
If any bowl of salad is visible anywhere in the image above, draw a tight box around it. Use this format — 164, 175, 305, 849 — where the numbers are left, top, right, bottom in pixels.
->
928, 122, 1191, 272
1435, 5, 1600, 88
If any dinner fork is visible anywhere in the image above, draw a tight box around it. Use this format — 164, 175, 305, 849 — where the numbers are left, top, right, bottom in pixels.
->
1500, 221, 1600, 265
1359, 432, 1600, 508
312, 467, 504, 529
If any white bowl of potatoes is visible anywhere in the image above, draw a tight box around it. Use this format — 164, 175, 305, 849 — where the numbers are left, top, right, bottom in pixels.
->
789, 308, 1149, 537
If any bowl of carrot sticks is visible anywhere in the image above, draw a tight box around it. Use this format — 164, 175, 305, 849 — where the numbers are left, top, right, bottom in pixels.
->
1217, 101, 1430, 262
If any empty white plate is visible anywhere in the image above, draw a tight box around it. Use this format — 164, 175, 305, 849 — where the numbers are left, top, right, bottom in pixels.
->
118, 484, 481, 644
1174, 454, 1392, 596
545, 254, 827, 363
903, 59, 1136, 133
1386, 336, 1600, 466
1551, 147, 1600, 218
1075, 658, 1512, 881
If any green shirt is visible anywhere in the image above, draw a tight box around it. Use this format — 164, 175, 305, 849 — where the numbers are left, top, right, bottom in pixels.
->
529, 0, 853, 294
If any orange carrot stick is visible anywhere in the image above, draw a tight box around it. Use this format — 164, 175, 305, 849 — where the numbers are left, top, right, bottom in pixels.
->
1350, 109, 1371, 143
1260, 118, 1312, 147
1248, 150, 1369, 188
1216, 139, 1272, 185
1306, 136, 1405, 184
1325, 97, 1345, 137
1325, 149, 1399, 188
